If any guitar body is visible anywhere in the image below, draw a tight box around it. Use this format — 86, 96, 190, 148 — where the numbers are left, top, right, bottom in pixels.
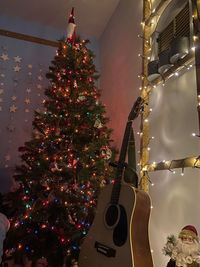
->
78, 183, 154, 267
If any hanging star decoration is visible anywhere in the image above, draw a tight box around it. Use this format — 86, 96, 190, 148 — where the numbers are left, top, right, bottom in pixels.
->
27, 64, 32, 69
1, 53, 9, 61
10, 105, 17, 112
11, 96, 17, 101
37, 84, 42, 89
14, 56, 22, 63
13, 66, 21, 72
26, 88, 31, 93
0, 89, 4, 94
25, 109, 29, 113
25, 98, 30, 104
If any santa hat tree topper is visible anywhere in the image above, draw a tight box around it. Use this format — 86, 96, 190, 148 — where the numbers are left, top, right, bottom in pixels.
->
67, 7, 76, 44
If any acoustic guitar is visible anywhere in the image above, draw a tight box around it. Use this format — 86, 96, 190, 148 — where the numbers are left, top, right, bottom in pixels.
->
78, 97, 154, 267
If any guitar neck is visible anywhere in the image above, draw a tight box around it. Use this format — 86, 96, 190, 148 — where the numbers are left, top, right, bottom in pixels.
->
110, 97, 144, 205
110, 121, 133, 204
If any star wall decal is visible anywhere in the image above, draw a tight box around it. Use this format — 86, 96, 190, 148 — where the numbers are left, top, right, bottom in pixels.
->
14, 56, 22, 63
25, 98, 30, 104
10, 105, 17, 112
37, 84, 42, 89
28, 64, 32, 69
0, 89, 3, 94
28, 72, 32, 76
13, 65, 21, 72
1, 53, 9, 61
26, 88, 31, 93
25, 109, 29, 113
12, 96, 17, 101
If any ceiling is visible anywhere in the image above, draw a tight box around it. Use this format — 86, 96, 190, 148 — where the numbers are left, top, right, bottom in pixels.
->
0, 0, 120, 39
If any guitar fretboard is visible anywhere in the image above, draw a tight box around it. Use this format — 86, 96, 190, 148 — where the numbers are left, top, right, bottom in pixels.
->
110, 121, 133, 205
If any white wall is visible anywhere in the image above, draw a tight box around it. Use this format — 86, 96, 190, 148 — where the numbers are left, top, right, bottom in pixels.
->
99, 0, 143, 150
149, 67, 200, 266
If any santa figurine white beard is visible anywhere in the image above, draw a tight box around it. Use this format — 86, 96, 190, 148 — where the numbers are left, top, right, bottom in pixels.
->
171, 238, 200, 266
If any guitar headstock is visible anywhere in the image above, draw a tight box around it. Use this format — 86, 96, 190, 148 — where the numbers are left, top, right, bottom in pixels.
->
128, 97, 145, 121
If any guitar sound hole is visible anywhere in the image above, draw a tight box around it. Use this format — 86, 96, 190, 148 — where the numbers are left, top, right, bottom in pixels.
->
105, 205, 119, 227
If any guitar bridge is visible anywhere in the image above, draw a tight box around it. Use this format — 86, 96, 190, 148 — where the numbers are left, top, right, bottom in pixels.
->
94, 241, 116, 257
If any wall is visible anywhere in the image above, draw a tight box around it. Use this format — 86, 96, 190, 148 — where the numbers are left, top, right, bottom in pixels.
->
99, 0, 143, 150
149, 66, 200, 266
0, 14, 99, 193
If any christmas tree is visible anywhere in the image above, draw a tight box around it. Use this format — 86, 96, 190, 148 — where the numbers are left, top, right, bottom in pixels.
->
2, 8, 116, 267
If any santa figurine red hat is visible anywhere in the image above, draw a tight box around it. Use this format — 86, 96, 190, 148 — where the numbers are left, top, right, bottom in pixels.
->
67, 7, 76, 44
165, 225, 200, 267
178, 225, 199, 241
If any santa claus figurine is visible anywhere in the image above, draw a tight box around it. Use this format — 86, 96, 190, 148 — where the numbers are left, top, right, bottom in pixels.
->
165, 225, 200, 267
